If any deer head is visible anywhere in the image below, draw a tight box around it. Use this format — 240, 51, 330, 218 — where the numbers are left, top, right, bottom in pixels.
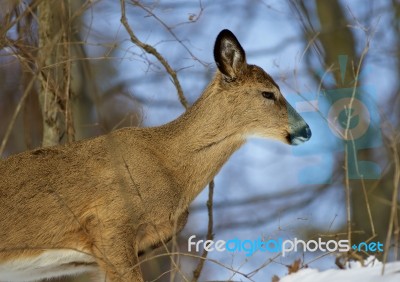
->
211, 29, 311, 145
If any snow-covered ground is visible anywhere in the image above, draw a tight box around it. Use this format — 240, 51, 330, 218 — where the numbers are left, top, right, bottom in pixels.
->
280, 257, 400, 282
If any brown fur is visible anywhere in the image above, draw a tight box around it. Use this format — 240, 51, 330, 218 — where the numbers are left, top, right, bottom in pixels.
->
0, 30, 310, 281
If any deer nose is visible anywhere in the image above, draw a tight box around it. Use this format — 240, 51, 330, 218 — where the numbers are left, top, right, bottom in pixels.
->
300, 125, 312, 140
290, 124, 312, 145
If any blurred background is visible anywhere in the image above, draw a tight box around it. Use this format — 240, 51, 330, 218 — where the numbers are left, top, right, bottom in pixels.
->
0, 0, 399, 281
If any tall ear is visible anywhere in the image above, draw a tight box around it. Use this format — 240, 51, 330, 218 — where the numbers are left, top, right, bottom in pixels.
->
214, 29, 246, 81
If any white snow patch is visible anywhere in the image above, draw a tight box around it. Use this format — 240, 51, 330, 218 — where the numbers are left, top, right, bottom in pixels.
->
280, 257, 400, 282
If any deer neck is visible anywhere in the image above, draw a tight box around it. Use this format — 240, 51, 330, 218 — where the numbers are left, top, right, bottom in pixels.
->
155, 86, 245, 204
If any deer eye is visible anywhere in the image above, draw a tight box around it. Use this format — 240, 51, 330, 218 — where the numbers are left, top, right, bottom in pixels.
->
262, 91, 275, 100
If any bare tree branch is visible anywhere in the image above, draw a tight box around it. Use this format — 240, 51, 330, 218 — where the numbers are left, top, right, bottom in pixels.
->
0, 77, 35, 157
120, 0, 188, 109
192, 180, 214, 281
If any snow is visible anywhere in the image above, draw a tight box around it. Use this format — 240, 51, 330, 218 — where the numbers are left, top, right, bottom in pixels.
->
280, 257, 400, 282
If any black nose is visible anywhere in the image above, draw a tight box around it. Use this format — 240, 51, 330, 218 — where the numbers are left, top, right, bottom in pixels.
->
300, 125, 312, 140
289, 125, 312, 145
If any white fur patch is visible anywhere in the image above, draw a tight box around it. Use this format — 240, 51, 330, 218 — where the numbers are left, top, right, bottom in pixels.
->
0, 250, 97, 281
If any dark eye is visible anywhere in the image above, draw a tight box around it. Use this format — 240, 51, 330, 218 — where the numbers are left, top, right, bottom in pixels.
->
262, 91, 275, 100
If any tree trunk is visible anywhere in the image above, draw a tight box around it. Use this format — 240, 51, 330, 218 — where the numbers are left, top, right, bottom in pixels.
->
38, 0, 71, 147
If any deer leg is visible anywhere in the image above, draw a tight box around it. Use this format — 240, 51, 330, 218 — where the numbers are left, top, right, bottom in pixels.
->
91, 227, 143, 282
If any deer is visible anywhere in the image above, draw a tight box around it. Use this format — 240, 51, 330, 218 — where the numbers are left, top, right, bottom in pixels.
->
0, 29, 311, 281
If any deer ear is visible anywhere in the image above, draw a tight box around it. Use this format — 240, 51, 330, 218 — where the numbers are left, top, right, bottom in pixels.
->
214, 29, 246, 81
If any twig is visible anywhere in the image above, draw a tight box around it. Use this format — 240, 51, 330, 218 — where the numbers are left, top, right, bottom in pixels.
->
192, 180, 214, 281
382, 136, 400, 273
63, 0, 75, 143
348, 134, 376, 236
190, 184, 323, 212
245, 253, 281, 278
344, 145, 352, 245
132, 251, 254, 282
120, 0, 188, 109
0, 77, 35, 157
342, 29, 372, 246
131, 0, 207, 67
212, 185, 326, 231
0, 0, 40, 45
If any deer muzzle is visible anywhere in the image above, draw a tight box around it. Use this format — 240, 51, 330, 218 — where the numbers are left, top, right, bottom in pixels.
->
289, 124, 312, 145
286, 102, 312, 145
